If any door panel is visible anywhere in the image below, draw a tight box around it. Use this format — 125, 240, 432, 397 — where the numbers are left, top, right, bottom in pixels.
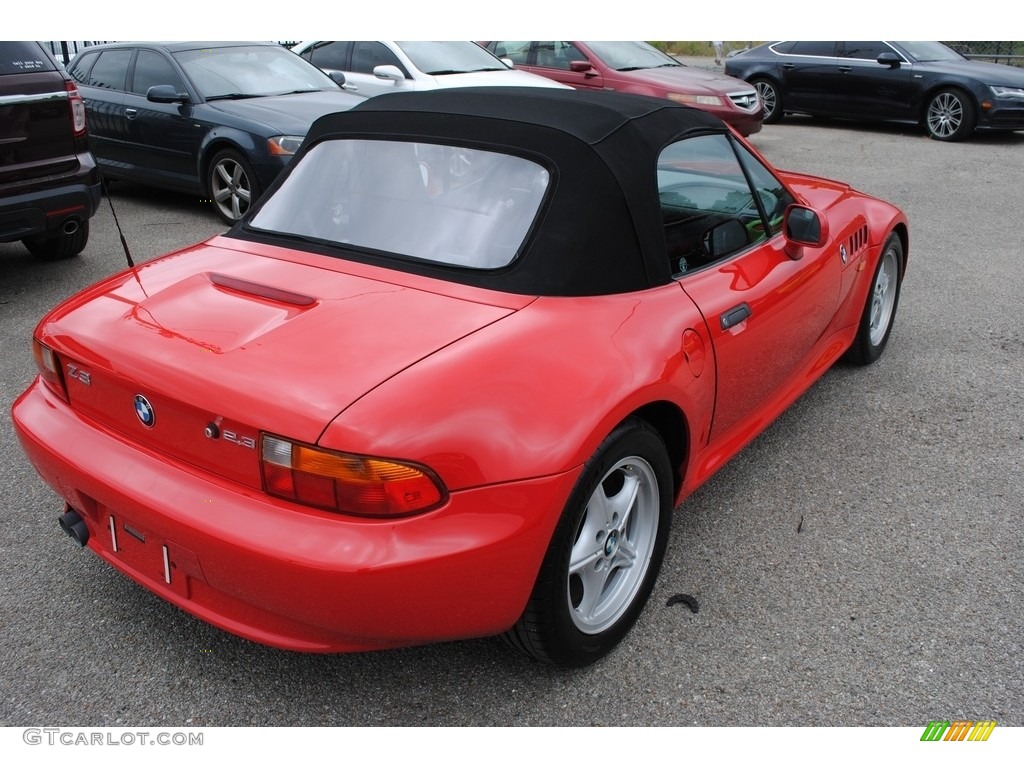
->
125, 50, 201, 191
835, 42, 915, 119
681, 237, 839, 442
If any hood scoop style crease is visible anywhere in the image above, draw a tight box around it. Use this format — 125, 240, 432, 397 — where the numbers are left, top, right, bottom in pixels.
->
47, 245, 515, 489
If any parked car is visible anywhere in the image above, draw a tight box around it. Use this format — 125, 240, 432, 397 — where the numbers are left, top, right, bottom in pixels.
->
66, 41, 365, 223
292, 40, 571, 97
0, 40, 101, 259
480, 41, 762, 135
725, 41, 1024, 141
14, 87, 907, 666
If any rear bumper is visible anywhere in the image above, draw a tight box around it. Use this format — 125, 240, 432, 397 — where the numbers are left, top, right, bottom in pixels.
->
0, 153, 101, 243
13, 379, 578, 652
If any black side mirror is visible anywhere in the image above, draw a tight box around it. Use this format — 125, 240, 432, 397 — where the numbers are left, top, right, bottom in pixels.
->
146, 85, 189, 104
328, 70, 347, 87
877, 52, 901, 68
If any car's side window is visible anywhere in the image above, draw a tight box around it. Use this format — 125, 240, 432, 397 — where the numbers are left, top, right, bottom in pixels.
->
304, 41, 350, 72
489, 41, 530, 65
131, 51, 186, 96
658, 134, 771, 276
533, 42, 586, 70
787, 41, 837, 57
66, 50, 98, 83
351, 42, 406, 77
839, 42, 894, 61
87, 49, 132, 91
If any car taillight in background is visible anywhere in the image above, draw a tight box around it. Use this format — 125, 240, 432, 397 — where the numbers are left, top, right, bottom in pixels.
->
66, 81, 86, 136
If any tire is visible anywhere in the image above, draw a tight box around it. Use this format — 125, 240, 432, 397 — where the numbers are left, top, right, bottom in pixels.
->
504, 418, 673, 666
925, 88, 975, 142
844, 233, 903, 365
207, 149, 261, 224
23, 219, 89, 260
752, 77, 783, 124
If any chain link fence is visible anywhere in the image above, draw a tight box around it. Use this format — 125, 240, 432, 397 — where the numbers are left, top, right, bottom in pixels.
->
943, 41, 1024, 66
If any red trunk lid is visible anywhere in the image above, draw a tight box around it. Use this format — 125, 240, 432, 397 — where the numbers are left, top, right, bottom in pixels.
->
43, 242, 520, 488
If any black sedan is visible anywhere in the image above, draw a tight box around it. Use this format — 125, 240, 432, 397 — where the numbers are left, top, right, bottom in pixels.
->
67, 42, 365, 222
725, 41, 1024, 141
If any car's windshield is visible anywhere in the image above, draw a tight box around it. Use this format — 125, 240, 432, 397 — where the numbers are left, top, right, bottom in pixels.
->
173, 45, 338, 99
399, 41, 508, 75
895, 41, 965, 63
584, 41, 680, 71
249, 138, 550, 269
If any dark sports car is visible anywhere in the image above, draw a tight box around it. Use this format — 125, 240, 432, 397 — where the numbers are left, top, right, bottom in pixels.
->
14, 88, 907, 667
66, 41, 365, 222
725, 41, 1024, 141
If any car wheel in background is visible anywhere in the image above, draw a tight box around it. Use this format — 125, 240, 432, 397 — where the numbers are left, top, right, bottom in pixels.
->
22, 220, 90, 260
925, 88, 975, 142
844, 233, 903, 365
751, 77, 783, 124
504, 418, 672, 666
208, 149, 261, 224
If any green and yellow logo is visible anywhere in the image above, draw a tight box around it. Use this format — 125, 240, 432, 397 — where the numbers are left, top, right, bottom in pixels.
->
921, 720, 997, 742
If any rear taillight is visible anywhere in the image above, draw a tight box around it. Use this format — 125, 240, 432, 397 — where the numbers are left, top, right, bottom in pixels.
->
261, 435, 447, 518
33, 339, 69, 401
65, 81, 86, 136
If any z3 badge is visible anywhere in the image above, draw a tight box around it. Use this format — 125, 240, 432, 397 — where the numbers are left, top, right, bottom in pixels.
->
66, 364, 91, 386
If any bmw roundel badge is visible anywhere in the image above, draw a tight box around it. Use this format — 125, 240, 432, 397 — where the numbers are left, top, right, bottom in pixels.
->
134, 394, 156, 428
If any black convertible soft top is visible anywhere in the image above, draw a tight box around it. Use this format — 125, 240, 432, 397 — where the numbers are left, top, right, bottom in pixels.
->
235, 87, 729, 296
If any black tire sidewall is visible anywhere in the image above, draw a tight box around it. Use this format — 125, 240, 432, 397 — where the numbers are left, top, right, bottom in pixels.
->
847, 233, 903, 365
927, 88, 975, 142
540, 419, 673, 666
753, 78, 783, 124
23, 219, 89, 260
207, 149, 260, 224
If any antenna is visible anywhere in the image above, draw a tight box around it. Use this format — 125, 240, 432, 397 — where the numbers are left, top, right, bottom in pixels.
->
100, 175, 135, 269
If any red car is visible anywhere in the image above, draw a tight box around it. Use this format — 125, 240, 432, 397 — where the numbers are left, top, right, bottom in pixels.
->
13, 88, 906, 667
481, 40, 763, 136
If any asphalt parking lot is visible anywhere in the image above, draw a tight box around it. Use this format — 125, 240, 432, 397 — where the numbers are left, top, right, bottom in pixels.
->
1, 115, 1022, 728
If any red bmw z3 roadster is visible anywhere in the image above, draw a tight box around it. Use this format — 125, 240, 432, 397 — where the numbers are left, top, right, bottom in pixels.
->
13, 87, 908, 666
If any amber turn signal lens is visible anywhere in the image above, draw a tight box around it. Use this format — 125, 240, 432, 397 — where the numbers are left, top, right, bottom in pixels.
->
261, 435, 446, 517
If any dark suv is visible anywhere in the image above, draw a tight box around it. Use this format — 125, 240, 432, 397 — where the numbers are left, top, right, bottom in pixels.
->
0, 41, 102, 259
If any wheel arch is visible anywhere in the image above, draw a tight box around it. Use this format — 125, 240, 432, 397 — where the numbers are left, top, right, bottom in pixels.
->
621, 400, 690, 502
198, 133, 260, 195
890, 221, 910, 282
747, 74, 784, 121
917, 82, 979, 127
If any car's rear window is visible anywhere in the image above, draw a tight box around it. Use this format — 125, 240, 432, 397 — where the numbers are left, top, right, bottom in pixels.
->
0, 42, 56, 75
249, 139, 550, 270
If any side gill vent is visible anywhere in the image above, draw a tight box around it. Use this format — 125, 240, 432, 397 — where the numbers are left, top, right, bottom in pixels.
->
848, 223, 869, 259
